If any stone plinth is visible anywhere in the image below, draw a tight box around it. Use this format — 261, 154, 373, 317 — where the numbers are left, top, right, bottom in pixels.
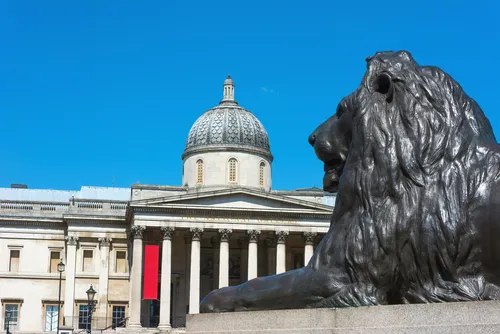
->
186, 301, 500, 333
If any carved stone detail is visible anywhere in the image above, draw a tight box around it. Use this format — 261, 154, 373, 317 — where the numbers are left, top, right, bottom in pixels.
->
218, 229, 232, 242
130, 226, 146, 239
65, 236, 79, 246
190, 228, 204, 241
247, 230, 261, 243
161, 227, 175, 240
276, 231, 289, 244
302, 232, 317, 245
98, 237, 112, 247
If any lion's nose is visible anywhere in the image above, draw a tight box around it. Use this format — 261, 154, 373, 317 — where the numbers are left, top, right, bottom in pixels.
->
308, 133, 316, 146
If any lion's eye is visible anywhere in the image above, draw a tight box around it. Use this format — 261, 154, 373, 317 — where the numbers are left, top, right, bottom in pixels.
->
374, 72, 392, 95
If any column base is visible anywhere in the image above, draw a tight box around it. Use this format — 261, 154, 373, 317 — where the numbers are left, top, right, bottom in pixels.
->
127, 322, 142, 328
157, 324, 172, 332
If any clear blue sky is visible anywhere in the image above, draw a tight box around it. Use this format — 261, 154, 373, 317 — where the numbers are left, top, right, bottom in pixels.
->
0, 0, 498, 191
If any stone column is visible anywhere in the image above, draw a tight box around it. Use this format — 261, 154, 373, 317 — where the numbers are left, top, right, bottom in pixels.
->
276, 231, 289, 274
97, 237, 111, 319
158, 227, 175, 332
218, 229, 232, 288
266, 238, 276, 276
303, 232, 317, 265
247, 230, 260, 280
189, 228, 203, 314
128, 226, 146, 328
63, 236, 78, 326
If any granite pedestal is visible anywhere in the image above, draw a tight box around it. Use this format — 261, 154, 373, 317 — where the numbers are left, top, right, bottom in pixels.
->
187, 300, 500, 333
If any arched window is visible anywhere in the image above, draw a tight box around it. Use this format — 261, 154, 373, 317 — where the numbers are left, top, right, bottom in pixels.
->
228, 158, 237, 183
259, 161, 265, 187
196, 159, 204, 185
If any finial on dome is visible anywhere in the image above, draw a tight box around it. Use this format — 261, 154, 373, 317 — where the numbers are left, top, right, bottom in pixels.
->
222, 75, 235, 103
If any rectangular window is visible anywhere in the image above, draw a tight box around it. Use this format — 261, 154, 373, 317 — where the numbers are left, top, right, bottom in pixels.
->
78, 305, 89, 330
116, 251, 127, 273
45, 305, 59, 331
9, 250, 20, 272
83, 250, 93, 272
4, 304, 19, 331
49, 251, 61, 273
111, 306, 126, 328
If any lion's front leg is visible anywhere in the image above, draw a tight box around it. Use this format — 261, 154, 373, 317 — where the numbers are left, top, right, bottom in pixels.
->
200, 266, 336, 313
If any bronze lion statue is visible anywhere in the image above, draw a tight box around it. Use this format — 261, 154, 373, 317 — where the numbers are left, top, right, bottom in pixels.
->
200, 50, 500, 312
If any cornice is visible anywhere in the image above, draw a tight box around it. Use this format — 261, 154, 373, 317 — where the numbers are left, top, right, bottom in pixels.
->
182, 145, 274, 162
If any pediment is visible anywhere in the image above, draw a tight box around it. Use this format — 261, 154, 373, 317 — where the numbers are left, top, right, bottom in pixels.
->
130, 187, 333, 213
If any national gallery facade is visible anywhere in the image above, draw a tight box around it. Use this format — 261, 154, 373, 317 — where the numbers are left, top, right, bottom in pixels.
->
0, 77, 334, 333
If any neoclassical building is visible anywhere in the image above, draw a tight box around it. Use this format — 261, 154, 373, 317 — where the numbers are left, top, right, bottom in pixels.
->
0, 77, 334, 333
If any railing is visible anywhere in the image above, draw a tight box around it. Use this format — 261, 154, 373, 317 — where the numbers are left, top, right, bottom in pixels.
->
63, 316, 127, 332
0, 199, 128, 215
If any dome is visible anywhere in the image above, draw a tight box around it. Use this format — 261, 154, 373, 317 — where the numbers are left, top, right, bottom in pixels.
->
182, 76, 272, 160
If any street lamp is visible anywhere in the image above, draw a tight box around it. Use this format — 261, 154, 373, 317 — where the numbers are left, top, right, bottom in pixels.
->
86, 285, 97, 334
57, 260, 65, 333
4, 310, 11, 334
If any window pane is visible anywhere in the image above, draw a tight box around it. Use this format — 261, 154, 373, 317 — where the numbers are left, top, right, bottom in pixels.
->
112, 306, 126, 327
116, 251, 127, 273
50, 251, 60, 273
196, 160, 203, 184
228, 159, 237, 183
4, 304, 19, 331
83, 250, 93, 272
9, 250, 20, 272
45, 305, 59, 331
78, 305, 89, 329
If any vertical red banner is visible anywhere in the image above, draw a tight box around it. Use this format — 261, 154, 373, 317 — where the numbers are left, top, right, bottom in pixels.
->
143, 245, 159, 300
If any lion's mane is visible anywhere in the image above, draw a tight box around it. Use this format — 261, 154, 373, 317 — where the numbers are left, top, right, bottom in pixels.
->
333, 52, 500, 304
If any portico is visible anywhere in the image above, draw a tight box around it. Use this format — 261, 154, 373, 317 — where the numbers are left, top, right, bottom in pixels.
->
127, 185, 332, 329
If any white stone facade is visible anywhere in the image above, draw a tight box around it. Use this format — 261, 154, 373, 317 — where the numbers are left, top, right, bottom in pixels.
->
0, 76, 335, 333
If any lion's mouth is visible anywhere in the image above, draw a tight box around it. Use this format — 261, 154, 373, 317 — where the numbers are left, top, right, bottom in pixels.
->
323, 159, 344, 193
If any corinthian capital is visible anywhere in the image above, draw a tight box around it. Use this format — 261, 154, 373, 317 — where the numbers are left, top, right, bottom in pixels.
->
65, 236, 79, 246
247, 230, 261, 243
130, 226, 146, 239
161, 227, 175, 240
218, 229, 232, 242
276, 231, 289, 244
98, 237, 112, 248
302, 232, 317, 245
189, 228, 204, 241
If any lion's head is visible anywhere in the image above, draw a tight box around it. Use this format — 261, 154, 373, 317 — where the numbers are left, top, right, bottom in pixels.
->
309, 50, 496, 196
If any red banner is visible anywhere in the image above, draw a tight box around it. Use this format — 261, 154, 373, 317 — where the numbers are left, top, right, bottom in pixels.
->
143, 245, 159, 300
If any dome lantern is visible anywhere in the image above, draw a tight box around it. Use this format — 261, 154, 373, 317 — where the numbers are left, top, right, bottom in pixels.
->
221, 75, 236, 104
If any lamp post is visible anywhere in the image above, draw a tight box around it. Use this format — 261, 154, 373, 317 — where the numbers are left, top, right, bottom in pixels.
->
57, 260, 65, 333
5, 310, 11, 334
86, 285, 97, 334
